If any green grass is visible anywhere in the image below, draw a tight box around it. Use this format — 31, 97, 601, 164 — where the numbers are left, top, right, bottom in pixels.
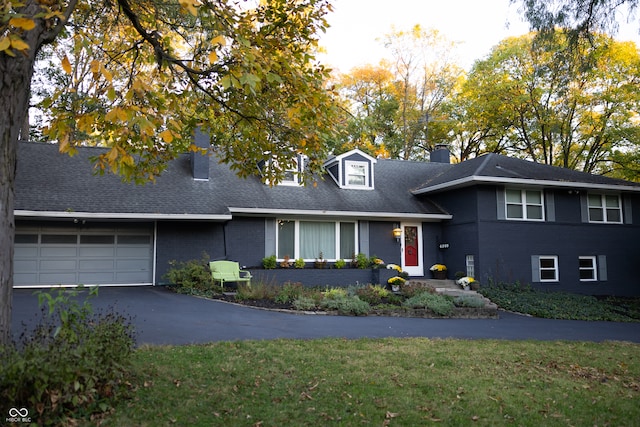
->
93, 338, 640, 427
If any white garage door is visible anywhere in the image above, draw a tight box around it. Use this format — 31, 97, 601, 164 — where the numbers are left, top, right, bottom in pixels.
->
14, 226, 153, 287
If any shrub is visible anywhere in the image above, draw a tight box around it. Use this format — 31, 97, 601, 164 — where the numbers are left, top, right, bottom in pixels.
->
322, 287, 348, 300
236, 281, 278, 301
403, 292, 454, 316
334, 259, 346, 269
321, 296, 371, 316
293, 296, 318, 311
0, 287, 135, 426
294, 258, 305, 268
275, 282, 304, 304
262, 255, 277, 269
402, 281, 436, 298
164, 253, 218, 294
353, 284, 391, 305
353, 253, 370, 269
454, 295, 486, 308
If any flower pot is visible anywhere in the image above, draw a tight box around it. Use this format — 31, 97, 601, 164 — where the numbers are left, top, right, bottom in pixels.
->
432, 270, 447, 280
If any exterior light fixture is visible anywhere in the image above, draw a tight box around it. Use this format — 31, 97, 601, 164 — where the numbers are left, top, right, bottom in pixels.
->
392, 227, 402, 242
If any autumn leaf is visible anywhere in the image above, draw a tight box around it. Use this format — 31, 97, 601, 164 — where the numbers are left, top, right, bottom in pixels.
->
0, 37, 10, 52
10, 17, 36, 30
160, 129, 174, 143
61, 55, 72, 74
9, 36, 30, 51
179, 0, 200, 16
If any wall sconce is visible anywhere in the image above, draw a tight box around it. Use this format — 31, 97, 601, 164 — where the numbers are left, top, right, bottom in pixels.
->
392, 226, 402, 242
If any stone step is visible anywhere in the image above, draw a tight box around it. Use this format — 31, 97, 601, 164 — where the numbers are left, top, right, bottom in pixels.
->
407, 278, 459, 289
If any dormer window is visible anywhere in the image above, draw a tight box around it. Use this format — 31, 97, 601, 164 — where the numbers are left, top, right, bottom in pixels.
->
345, 161, 369, 187
324, 149, 376, 190
263, 154, 304, 186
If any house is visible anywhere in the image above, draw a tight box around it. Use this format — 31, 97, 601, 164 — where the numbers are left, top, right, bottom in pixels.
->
13, 136, 640, 296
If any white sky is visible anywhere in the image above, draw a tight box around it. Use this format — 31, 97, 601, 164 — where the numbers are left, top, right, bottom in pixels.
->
318, 0, 640, 73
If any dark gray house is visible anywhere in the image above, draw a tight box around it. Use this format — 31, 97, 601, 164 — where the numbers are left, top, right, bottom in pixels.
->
13, 139, 640, 296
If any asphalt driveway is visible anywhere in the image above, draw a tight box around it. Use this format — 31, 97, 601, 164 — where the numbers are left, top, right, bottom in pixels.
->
11, 286, 640, 345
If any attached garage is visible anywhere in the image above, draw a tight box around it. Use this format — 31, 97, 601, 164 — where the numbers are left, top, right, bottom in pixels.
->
14, 225, 154, 288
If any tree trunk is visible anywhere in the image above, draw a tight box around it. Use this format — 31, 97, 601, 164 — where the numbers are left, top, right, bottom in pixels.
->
0, 3, 44, 346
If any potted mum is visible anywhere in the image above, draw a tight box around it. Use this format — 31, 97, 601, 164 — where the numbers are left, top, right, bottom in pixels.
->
430, 263, 447, 279
456, 276, 477, 290
387, 276, 406, 292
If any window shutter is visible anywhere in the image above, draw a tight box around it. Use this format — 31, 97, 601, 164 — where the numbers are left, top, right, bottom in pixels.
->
358, 221, 369, 256
264, 219, 276, 256
545, 191, 555, 222
496, 188, 506, 220
623, 197, 633, 224
598, 255, 607, 281
580, 193, 589, 223
531, 255, 541, 282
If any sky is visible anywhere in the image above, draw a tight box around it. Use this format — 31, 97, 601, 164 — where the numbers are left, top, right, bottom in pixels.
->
317, 0, 640, 73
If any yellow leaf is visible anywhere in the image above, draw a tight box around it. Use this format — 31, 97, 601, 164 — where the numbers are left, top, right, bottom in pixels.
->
211, 35, 226, 46
179, 0, 200, 16
208, 51, 217, 63
0, 37, 10, 51
9, 17, 36, 30
61, 55, 72, 74
159, 129, 174, 143
9, 36, 29, 51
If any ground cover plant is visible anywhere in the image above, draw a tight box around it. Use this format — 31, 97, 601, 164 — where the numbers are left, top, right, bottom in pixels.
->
479, 282, 640, 322
0, 287, 136, 426
91, 338, 640, 426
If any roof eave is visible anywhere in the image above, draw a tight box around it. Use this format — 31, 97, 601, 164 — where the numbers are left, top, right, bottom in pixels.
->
228, 207, 451, 221
412, 176, 640, 195
15, 210, 232, 221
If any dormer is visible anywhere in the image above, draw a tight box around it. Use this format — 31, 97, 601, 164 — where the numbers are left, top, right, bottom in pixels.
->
324, 149, 376, 190
261, 153, 306, 186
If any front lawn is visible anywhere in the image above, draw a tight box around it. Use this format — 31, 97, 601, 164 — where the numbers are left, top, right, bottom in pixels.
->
95, 339, 640, 426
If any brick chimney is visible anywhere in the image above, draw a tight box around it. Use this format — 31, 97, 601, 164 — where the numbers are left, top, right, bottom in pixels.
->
191, 128, 210, 181
430, 144, 451, 164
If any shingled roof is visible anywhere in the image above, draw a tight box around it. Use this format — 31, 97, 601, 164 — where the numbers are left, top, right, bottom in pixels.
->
412, 153, 640, 195
15, 142, 451, 221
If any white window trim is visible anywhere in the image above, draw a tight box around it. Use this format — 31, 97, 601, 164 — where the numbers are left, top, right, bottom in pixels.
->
344, 160, 372, 189
587, 193, 623, 224
539, 255, 559, 282
505, 188, 545, 221
465, 255, 475, 278
579, 256, 598, 282
275, 219, 358, 261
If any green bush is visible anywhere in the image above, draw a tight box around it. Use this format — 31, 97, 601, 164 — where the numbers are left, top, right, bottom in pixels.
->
294, 258, 306, 268
292, 296, 318, 311
353, 284, 392, 305
262, 255, 277, 269
353, 253, 370, 269
164, 253, 218, 294
321, 295, 371, 316
275, 282, 304, 304
334, 259, 346, 269
403, 292, 454, 316
454, 295, 486, 308
236, 281, 278, 301
0, 287, 135, 426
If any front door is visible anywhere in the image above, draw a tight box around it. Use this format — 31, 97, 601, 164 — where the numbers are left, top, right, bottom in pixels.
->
401, 223, 423, 276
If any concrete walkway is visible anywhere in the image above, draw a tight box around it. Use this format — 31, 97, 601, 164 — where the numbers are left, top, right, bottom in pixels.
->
11, 286, 640, 346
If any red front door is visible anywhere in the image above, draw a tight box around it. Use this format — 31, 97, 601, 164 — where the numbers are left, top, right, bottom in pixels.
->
404, 225, 419, 267
401, 224, 423, 276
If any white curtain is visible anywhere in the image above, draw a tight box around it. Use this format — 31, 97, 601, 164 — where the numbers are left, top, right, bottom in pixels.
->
300, 221, 335, 259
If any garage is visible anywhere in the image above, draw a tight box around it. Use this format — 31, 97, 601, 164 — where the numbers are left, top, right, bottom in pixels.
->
14, 225, 154, 287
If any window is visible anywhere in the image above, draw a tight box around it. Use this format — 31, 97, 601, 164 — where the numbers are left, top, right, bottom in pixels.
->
579, 256, 597, 281
465, 255, 475, 277
276, 220, 356, 260
345, 161, 369, 188
505, 189, 544, 220
588, 194, 622, 223
538, 256, 558, 282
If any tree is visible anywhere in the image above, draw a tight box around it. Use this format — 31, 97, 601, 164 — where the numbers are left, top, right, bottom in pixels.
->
513, 0, 639, 39
0, 0, 338, 345
335, 63, 398, 157
381, 25, 463, 161
459, 32, 640, 176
